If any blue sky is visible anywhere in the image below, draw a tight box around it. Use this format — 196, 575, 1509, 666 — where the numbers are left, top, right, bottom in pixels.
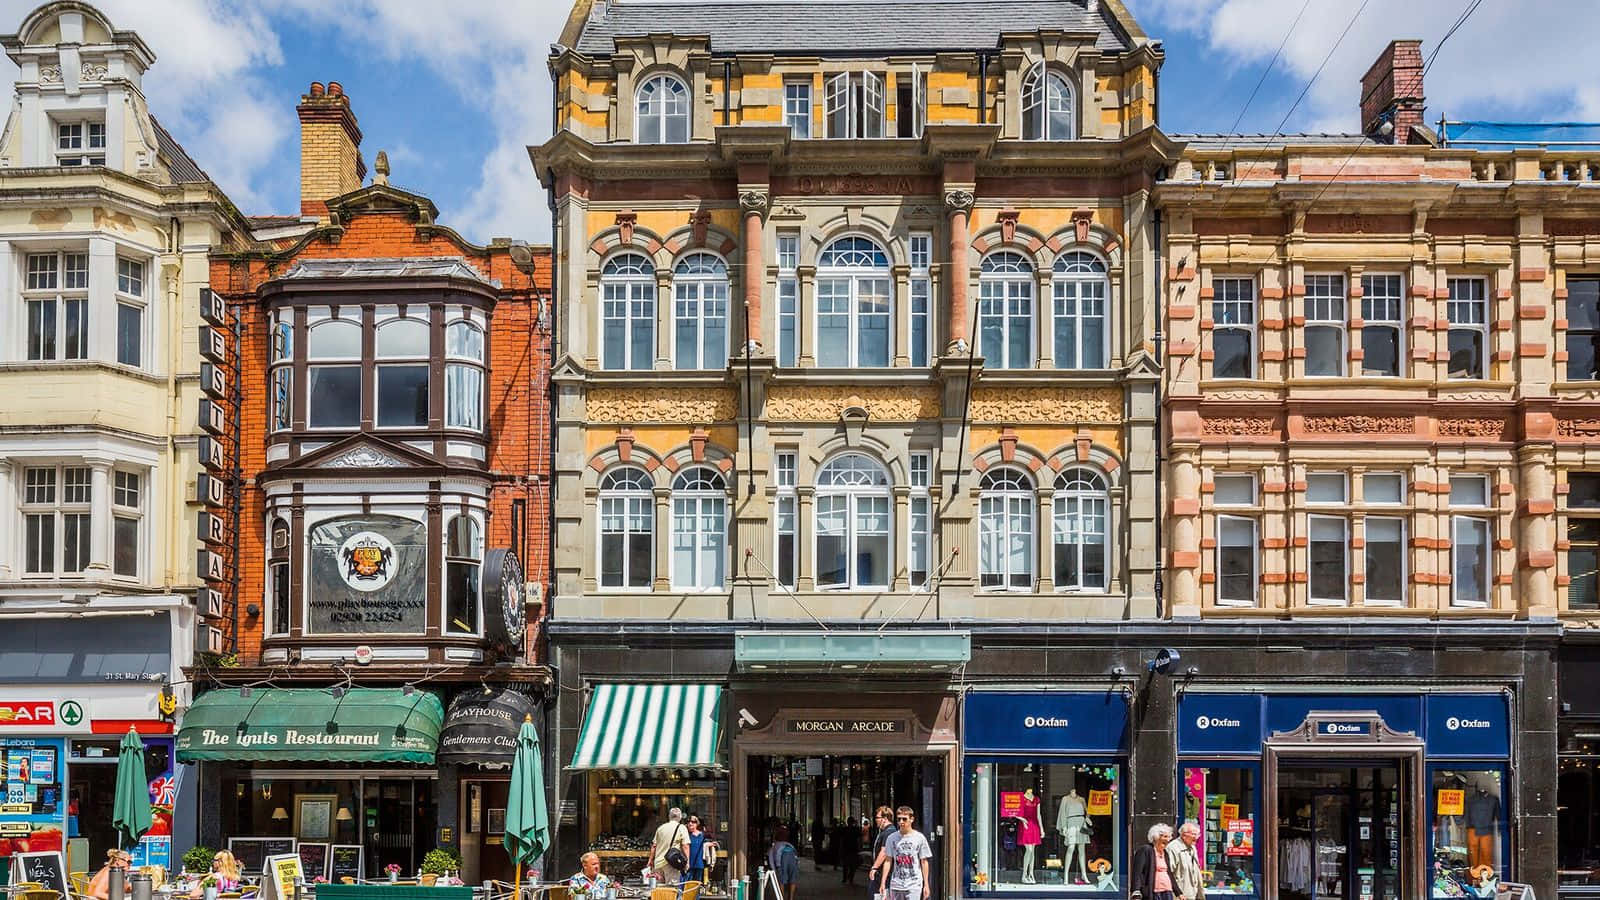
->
12, 0, 1594, 244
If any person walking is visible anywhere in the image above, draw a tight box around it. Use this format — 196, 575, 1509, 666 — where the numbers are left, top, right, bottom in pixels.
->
767, 825, 800, 900
651, 807, 692, 885
867, 807, 895, 898
1130, 823, 1176, 900
838, 816, 863, 885
811, 818, 827, 868
874, 806, 932, 900
686, 814, 717, 884
1167, 822, 1205, 900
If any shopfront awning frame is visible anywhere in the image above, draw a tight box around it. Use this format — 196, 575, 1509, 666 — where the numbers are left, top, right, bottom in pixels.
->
176, 687, 444, 765
733, 630, 971, 674
567, 683, 724, 773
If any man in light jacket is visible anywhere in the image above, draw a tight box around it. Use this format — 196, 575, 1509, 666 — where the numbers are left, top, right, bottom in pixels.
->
1167, 822, 1205, 900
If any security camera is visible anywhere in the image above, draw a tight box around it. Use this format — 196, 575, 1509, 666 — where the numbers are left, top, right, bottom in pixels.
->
738, 708, 758, 727
1148, 648, 1182, 675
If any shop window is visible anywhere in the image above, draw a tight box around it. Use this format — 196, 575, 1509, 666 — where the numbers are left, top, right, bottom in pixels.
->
671, 467, 727, 591
673, 253, 729, 370
1021, 62, 1075, 141
1303, 274, 1346, 377
580, 771, 727, 884
1053, 252, 1108, 370
979, 468, 1035, 591
375, 315, 430, 428
307, 314, 362, 428
599, 467, 654, 590
816, 453, 890, 590
1211, 278, 1255, 378
967, 760, 1120, 894
601, 253, 657, 371
1360, 274, 1404, 377
979, 248, 1041, 368
1567, 277, 1600, 380
636, 73, 689, 144
1431, 768, 1505, 898
1052, 468, 1107, 591
444, 515, 482, 635
816, 237, 891, 367
1447, 278, 1488, 379
1182, 766, 1258, 897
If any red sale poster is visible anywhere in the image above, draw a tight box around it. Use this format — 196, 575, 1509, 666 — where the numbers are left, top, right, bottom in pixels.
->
999, 791, 1024, 818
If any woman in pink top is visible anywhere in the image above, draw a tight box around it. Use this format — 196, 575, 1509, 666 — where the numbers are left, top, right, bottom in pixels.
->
1130, 823, 1176, 900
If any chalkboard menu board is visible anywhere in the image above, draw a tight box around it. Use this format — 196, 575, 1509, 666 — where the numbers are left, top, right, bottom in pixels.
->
297, 843, 329, 881
11, 851, 68, 898
328, 845, 363, 884
228, 837, 298, 876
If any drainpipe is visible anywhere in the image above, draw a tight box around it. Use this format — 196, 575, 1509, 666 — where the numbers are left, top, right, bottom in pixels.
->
1152, 205, 1164, 619
723, 60, 732, 126
977, 52, 988, 125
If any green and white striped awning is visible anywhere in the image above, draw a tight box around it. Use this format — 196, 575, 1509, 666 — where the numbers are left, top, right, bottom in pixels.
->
569, 683, 724, 772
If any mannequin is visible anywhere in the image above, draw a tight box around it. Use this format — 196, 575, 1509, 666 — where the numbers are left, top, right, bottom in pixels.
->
1464, 777, 1500, 869
1056, 789, 1090, 884
1016, 788, 1043, 883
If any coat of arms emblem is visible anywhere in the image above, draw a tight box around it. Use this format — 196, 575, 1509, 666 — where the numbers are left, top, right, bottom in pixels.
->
339, 530, 396, 591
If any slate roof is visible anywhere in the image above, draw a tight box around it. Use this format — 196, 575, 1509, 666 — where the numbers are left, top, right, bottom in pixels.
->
573, 0, 1134, 55
283, 256, 494, 284
1174, 133, 1369, 150
149, 114, 211, 184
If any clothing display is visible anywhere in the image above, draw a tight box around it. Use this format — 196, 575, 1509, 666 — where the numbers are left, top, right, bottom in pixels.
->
1017, 794, 1042, 845
1279, 837, 1312, 894
1466, 828, 1493, 869
1465, 790, 1500, 831
1056, 793, 1089, 844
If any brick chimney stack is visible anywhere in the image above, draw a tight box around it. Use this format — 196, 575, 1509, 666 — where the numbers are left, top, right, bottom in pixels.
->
1360, 40, 1425, 145
297, 80, 366, 220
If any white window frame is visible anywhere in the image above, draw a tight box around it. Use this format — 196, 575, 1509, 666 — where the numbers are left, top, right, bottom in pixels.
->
908, 451, 932, 591
1363, 515, 1406, 607
636, 73, 690, 144
824, 71, 885, 139
777, 233, 799, 367
1211, 277, 1256, 378
1306, 472, 1348, 506
114, 256, 147, 369
1213, 472, 1258, 508
304, 309, 363, 430
814, 237, 892, 368
111, 469, 143, 580
814, 453, 892, 591
1053, 468, 1108, 592
1449, 474, 1493, 608
784, 82, 812, 139
909, 233, 932, 367
774, 452, 798, 588
599, 467, 655, 591
270, 311, 293, 431
672, 252, 730, 370
1052, 252, 1109, 370
670, 466, 727, 592
1362, 472, 1406, 506
979, 467, 1035, 592
443, 513, 484, 636
896, 64, 925, 139
54, 117, 106, 166
1307, 513, 1350, 606
1303, 273, 1347, 377
600, 252, 657, 371
1359, 273, 1405, 377
445, 316, 485, 431
979, 251, 1035, 370
1447, 277, 1489, 380
1215, 514, 1258, 608
374, 309, 431, 429
20, 463, 92, 577
23, 249, 89, 362
1021, 61, 1076, 141
266, 517, 291, 636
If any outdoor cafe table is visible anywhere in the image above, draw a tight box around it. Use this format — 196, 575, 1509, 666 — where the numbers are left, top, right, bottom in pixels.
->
311, 884, 475, 900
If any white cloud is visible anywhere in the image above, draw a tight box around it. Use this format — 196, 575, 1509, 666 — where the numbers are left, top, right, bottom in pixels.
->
1131, 0, 1600, 133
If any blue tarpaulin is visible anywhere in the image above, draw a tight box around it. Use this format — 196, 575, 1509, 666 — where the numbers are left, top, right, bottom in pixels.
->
1442, 120, 1600, 149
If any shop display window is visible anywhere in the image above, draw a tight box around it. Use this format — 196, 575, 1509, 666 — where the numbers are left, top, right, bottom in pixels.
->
967, 760, 1121, 895
1430, 767, 1504, 898
218, 774, 434, 877
1560, 728, 1600, 888
1182, 766, 1258, 897
0, 738, 65, 861
584, 772, 728, 886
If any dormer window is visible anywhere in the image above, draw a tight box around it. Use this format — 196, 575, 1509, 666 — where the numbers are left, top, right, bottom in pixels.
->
825, 72, 884, 139
1021, 62, 1075, 141
56, 120, 105, 166
636, 73, 689, 144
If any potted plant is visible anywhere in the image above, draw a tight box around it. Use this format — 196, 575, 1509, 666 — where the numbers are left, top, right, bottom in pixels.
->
202, 874, 220, 900
419, 849, 461, 887
183, 847, 216, 877
385, 864, 402, 884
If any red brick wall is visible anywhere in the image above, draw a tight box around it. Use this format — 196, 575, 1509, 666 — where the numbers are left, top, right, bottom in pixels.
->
208, 208, 552, 667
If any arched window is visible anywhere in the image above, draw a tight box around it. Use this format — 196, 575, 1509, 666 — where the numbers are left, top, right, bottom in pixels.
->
673, 253, 729, 370
816, 237, 892, 367
601, 253, 655, 370
979, 251, 1035, 369
1021, 62, 1075, 141
444, 514, 482, 635
306, 314, 361, 428
445, 319, 485, 430
815, 453, 891, 590
599, 467, 654, 589
376, 314, 430, 427
672, 467, 727, 590
1053, 468, 1108, 591
979, 468, 1034, 590
268, 517, 290, 636
636, 73, 690, 144
1053, 252, 1108, 369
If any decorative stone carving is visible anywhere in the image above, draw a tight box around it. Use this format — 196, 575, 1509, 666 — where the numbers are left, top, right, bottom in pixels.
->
1302, 415, 1413, 434
319, 444, 412, 468
586, 387, 737, 423
1438, 418, 1507, 438
1072, 208, 1095, 243
944, 189, 975, 214
997, 208, 1020, 243
1559, 418, 1600, 438
80, 62, 108, 81
968, 387, 1123, 424
1207, 389, 1279, 402
40, 65, 61, 83
688, 210, 712, 246
614, 210, 637, 244
739, 190, 770, 215
765, 386, 941, 422
1203, 417, 1275, 435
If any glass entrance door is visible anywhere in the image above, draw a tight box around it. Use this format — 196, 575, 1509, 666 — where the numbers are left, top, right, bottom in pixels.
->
1280, 765, 1405, 900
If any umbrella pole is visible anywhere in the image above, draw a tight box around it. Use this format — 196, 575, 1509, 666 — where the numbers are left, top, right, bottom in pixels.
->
515, 862, 521, 900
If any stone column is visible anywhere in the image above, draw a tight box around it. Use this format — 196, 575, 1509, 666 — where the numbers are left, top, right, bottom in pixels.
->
797, 266, 816, 366
1518, 442, 1557, 617
739, 189, 768, 355
0, 460, 11, 578
1034, 489, 1055, 593
796, 489, 816, 591
1167, 448, 1201, 617
655, 270, 673, 371
86, 458, 113, 573
1034, 268, 1054, 368
944, 188, 975, 354
652, 487, 672, 592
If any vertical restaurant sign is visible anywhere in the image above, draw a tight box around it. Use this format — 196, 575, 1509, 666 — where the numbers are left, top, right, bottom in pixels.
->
195, 289, 231, 655
307, 515, 428, 634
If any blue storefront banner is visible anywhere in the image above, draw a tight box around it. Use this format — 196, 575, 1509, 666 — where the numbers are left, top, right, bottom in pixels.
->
963, 691, 1128, 754
1179, 693, 1509, 758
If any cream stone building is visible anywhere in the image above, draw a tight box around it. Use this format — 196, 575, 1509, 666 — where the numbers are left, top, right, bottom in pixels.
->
0, 2, 250, 862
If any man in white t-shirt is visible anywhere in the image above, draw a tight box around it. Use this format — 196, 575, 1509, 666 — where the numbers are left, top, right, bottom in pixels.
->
872, 806, 932, 900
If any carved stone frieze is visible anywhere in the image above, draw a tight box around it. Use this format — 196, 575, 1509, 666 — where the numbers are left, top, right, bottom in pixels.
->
319, 444, 412, 468
1206, 389, 1279, 402
1302, 415, 1413, 434
586, 387, 737, 423
1559, 418, 1600, 438
1438, 418, 1507, 438
40, 65, 60, 83
765, 386, 942, 422
81, 62, 108, 81
1203, 417, 1275, 435
968, 387, 1122, 424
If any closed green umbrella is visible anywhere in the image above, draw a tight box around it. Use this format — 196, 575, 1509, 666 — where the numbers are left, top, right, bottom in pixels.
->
112, 728, 152, 851
504, 715, 549, 892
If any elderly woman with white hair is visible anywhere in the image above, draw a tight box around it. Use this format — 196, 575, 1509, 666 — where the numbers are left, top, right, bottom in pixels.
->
1129, 823, 1176, 900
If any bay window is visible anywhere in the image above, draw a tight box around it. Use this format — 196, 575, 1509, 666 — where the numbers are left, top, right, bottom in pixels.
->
21, 464, 90, 576
24, 250, 89, 361
306, 313, 362, 428
444, 515, 482, 635
979, 468, 1034, 591
112, 470, 141, 578
445, 319, 485, 430
815, 453, 890, 590
375, 313, 430, 428
268, 518, 290, 635
116, 257, 145, 368
270, 313, 293, 431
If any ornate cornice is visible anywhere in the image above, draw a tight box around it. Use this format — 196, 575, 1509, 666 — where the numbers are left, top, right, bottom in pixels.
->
585, 386, 737, 424
765, 386, 941, 422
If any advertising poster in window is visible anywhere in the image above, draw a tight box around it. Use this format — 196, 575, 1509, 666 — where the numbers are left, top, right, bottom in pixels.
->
998, 791, 1024, 819
1223, 820, 1253, 857
0, 738, 64, 860
130, 742, 175, 871
1086, 790, 1112, 816
1437, 788, 1465, 816
307, 515, 427, 634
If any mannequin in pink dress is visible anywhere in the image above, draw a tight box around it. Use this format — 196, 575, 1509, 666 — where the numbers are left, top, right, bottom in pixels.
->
1018, 788, 1044, 884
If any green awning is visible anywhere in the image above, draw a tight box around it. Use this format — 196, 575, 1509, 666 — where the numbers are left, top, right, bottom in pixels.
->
176, 688, 444, 764
569, 684, 723, 772
734, 630, 971, 673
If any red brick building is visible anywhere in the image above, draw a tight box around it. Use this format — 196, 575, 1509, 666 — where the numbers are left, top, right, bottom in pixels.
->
183, 81, 551, 881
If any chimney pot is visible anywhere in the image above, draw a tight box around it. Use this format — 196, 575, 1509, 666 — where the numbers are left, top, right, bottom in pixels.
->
328, 81, 344, 98
309, 81, 324, 97
297, 79, 365, 221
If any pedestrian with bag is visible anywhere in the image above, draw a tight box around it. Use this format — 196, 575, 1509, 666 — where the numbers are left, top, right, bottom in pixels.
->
767, 825, 800, 900
651, 807, 692, 885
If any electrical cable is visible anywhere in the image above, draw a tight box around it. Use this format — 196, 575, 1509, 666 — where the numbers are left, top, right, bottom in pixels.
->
1216, 0, 1313, 151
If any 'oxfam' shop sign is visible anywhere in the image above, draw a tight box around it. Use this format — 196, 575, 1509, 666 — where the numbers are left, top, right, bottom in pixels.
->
308, 515, 427, 634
